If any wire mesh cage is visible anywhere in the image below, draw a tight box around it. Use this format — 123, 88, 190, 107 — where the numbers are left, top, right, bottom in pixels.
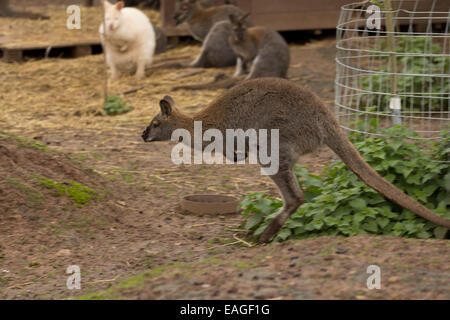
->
335, 0, 450, 140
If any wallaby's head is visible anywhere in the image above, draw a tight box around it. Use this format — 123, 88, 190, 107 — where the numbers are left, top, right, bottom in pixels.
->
142, 96, 181, 143
174, 0, 200, 26
228, 12, 251, 42
103, 0, 124, 32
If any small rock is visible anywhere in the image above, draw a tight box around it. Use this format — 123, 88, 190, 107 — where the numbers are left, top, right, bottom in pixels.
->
56, 249, 71, 256
335, 247, 348, 254
388, 276, 401, 283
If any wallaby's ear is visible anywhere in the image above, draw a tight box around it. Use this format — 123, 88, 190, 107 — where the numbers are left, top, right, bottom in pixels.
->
116, 1, 124, 10
160, 96, 174, 116
240, 12, 251, 23
229, 14, 239, 25
102, 0, 111, 8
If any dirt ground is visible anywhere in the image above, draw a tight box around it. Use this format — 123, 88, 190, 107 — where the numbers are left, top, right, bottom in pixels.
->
0, 6, 449, 300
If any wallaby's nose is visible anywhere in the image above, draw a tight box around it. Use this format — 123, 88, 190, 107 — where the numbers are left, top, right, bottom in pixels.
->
142, 128, 149, 142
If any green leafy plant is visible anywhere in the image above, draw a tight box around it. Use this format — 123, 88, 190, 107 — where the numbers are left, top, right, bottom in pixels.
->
103, 95, 133, 116
240, 126, 449, 242
360, 36, 449, 112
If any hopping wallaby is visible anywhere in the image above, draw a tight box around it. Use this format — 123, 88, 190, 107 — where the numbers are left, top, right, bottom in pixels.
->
228, 13, 290, 79
142, 78, 450, 242
99, 0, 156, 80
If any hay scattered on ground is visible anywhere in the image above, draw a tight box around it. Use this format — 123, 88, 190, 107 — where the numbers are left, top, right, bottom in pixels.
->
0, 4, 236, 137
0, 45, 231, 135
0, 5, 161, 48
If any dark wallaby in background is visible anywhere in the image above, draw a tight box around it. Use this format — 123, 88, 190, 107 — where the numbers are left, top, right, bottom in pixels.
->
173, 0, 251, 68
229, 13, 290, 79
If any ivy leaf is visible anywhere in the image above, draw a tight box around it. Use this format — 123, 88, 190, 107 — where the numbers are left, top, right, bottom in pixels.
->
276, 229, 291, 241
433, 226, 448, 239
349, 198, 367, 211
377, 217, 390, 229
363, 220, 378, 233
444, 172, 450, 192
390, 140, 403, 152
245, 214, 263, 230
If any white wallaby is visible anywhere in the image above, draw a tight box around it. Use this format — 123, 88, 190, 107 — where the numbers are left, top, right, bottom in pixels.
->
99, 0, 156, 80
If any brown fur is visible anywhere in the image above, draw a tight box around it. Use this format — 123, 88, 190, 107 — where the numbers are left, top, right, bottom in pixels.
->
142, 78, 450, 242
228, 14, 290, 79
174, 0, 246, 41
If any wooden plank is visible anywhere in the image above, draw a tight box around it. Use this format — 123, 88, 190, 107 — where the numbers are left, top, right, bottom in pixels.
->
161, 0, 177, 32
71, 45, 93, 58
3, 49, 23, 63
252, 0, 350, 14
253, 11, 342, 31
0, 39, 99, 50
0, 40, 100, 62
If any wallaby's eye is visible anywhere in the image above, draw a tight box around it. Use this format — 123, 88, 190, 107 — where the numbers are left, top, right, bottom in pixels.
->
152, 121, 160, 128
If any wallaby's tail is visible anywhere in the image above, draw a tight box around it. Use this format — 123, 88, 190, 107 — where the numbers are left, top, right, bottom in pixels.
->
324, 123, 450, 229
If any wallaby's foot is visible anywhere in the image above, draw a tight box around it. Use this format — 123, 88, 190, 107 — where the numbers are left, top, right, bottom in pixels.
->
190, 58, 204, 68
110, 66, 119, 81
233, 57, 247, 77
258, 166, 305, 243
135, 72, 145, 80
259, 219, 283, 243
135, 63, 146, 80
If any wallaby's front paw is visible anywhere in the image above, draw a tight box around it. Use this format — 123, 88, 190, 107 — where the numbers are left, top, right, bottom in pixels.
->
135, 73, 145, 81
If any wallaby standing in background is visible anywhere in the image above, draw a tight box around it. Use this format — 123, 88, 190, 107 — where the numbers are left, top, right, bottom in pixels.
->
172, 13, 290, 90
99, 0, 156, 80
174, 0, 244, 41
229, 13, 290, 79
174, 0, 250, 68
142, 78, 450, 242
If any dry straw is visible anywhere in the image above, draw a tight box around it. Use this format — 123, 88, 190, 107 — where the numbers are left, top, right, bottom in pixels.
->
0, 6, 230, 138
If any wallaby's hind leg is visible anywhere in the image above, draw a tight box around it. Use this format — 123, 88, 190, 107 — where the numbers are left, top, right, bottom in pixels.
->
190, 50, 207, 68
259, 161, 304, 243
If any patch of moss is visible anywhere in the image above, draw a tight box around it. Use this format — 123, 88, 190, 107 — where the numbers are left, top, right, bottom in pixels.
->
0, 131, 48, 152
6, 178, 45, 208
39, 177, 98, 207
78, 264, 185, 300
